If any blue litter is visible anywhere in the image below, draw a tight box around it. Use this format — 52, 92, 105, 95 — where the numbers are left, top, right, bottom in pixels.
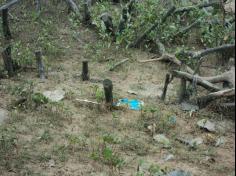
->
116, 98, 144, 110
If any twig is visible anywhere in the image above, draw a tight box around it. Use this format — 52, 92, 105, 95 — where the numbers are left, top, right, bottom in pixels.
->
109, 58, 129, 71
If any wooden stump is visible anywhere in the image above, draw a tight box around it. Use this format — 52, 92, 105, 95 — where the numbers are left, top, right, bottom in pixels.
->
82, 60, 89, 81
2, 8, 12, 40
35, 0, 41, 13
82, 0, 91, 25
103, 79, 113, 106
2, 46, 14, 77
35, 51, 45, 80
161, 73, 171, 101
178, 78, 187, 103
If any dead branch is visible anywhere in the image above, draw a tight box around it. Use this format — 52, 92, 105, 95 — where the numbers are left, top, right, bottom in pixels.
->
173, 19, 201, 38
0, 0, 20, 11
174, 1, 221, 14
139, 54, 195, 74
181, 44, 235, 60
197, 88, 235, 108
171, 70, 221, 92
109, 58, 129, 71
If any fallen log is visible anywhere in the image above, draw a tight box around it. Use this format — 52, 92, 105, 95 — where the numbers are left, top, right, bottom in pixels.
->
171, 70, 221, 92
197, 88, 235, 108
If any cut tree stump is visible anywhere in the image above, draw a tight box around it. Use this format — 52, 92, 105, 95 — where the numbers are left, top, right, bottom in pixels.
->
2, 8, 12, 40
161, 73, 171, 101
35, 51, 45, 80
2, 46, 14, 77
103, 79, 113, 106
82, 60, 89, 81
82, 0, 91, 25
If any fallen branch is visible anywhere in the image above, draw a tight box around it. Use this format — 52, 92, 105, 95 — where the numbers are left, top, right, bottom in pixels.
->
130, 6, 176, 48
139, 54, 194, 74
0, 0, 20, 11
174, 1, 220, 14
173, 19, 201, 38
74, 98, 101, 109
197, 88, 235, 108
203, 67, 235, 87
172, 70, 221, 92
181, 44, 235, 60
109, 58, 129, 71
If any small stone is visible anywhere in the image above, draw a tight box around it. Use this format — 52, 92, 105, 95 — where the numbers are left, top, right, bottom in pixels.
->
127, 90, 138, 95
197, 119, 216, 132
215, 137, 225, 147
0, 108, 8, 125
181, 102, 199, 112
166, 170, 192, 176
153, 134, 171, 148
43, 89, 65, 102
163, 154, 175, 162
48, 159, 55, 168
189, 137, 203, 147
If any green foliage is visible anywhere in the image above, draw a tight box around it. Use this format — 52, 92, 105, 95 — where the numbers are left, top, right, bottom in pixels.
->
12, 41, 35, 67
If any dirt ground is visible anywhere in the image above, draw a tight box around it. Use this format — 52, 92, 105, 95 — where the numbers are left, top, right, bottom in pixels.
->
0, 1, 235, 176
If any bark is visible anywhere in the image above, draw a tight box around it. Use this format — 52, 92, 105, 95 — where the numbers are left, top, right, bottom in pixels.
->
2, 46, 14, 77
2, 8, 12, 40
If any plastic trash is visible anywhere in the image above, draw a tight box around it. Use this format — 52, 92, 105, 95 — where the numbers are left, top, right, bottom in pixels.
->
116, 98, 144, 110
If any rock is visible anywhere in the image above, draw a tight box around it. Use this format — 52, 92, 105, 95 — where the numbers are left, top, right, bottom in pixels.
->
43, 89, 65, 102
189, 137, 203, 147
163, 154, 175, 162
127, 90, 138, 95
177, 136, 203, 148
166, 170, 192, 176
215, 137, 225, 147
197, 119, 216, 132
153, 134, 171, 148
181, 102, 199, 112
48, 159, 55, 168
0, 108, 8, 125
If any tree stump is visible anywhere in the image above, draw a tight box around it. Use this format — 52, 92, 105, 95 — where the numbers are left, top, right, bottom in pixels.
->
82, 0, 91, 25
178, 78, 187, 103
2, 46, 14, 77
161, 73, 171, 101
2, 8, 12, 40
82, 60, 89, 81
103, 79, 113, 106
35, 51, 45, 80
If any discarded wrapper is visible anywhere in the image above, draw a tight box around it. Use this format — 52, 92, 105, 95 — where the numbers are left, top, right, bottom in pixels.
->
115, 98, 144, 110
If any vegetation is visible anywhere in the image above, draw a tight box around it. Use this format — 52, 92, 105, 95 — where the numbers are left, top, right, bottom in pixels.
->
0, 0, 235, 175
